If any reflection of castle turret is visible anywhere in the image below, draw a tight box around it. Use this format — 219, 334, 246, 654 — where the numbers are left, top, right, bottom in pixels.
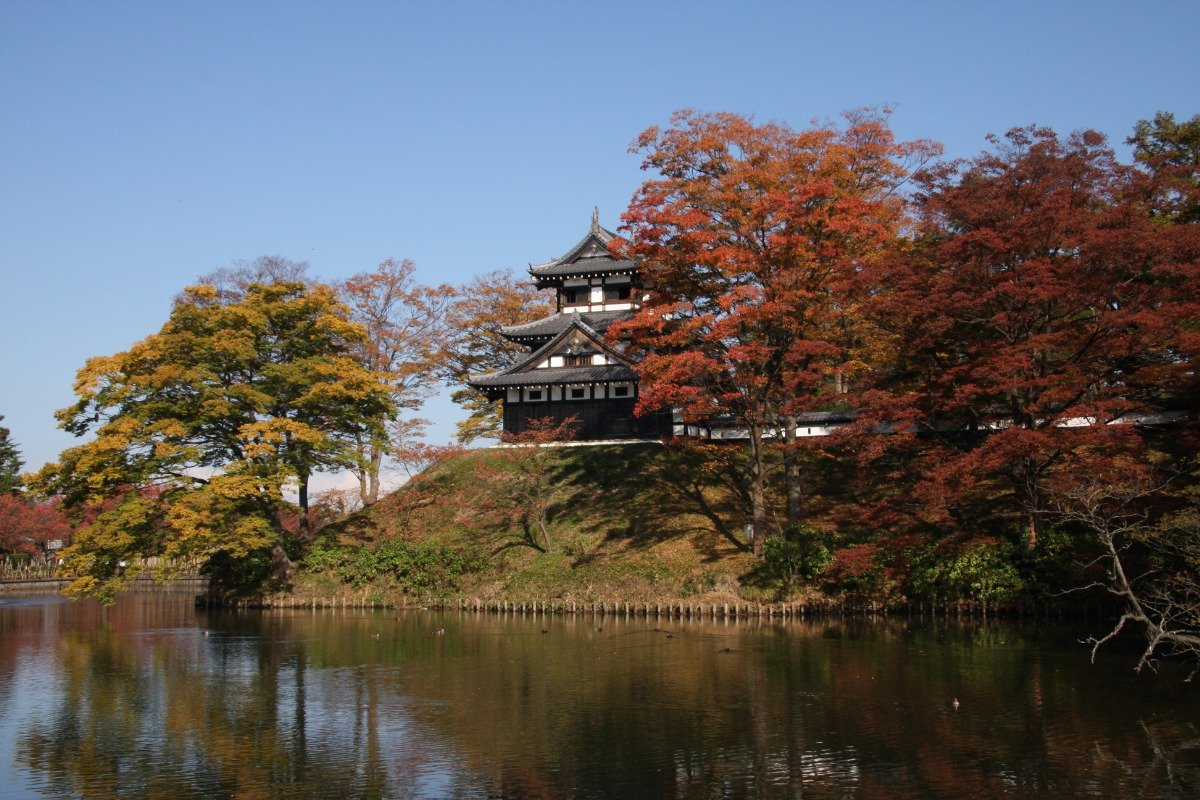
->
469, 211, 673, 441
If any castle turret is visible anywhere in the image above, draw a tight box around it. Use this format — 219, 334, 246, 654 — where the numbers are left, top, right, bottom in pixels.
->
468, 212, 672, 440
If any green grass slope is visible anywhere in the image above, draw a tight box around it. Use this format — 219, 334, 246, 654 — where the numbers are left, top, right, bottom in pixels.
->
295, 443, 770, 606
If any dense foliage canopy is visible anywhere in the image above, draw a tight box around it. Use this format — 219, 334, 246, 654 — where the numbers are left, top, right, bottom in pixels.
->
612, 109, 1199, 670
612, 109, 938, 554
860, 125, 1197, 547
32, 281, 393, 600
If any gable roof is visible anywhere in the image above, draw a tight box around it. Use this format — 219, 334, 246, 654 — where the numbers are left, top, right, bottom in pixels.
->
528, 210, 637, 284
469, 363, 637, 388
498, 309, 631, 342
468, 314, 637, 389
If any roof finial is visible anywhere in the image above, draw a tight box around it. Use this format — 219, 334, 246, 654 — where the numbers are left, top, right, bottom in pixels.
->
591, 206, 600, 231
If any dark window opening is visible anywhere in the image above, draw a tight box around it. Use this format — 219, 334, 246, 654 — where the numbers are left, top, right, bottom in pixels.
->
527, 390, 543, 401
613, 385, 630, 397
562, 287, 588, 305
603, 284, 632, 301
570, 388, 586, 399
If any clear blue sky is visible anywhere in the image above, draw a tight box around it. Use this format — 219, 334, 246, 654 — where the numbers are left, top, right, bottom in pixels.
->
2, 0, 1197, 476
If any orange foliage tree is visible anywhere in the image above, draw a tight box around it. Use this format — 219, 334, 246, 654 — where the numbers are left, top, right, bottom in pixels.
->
613, 109, 937, 555
339, 258, 455, 504
438, 269, 554, 442
31, 280, 394, 600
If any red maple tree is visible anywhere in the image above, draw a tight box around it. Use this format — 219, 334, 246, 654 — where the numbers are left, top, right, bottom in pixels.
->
0, 494, 72, 556
859, 126, 1200, 547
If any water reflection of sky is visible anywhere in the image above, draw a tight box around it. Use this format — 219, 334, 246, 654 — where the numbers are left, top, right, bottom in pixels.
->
1, 645, 53, 798
0, 594, 480, 800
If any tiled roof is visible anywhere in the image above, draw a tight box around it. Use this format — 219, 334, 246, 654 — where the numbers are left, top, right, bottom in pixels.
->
527, 212, 637, 281
470, 314, 638, 390
703, 410, 858, 426
529, 257, 637, 278
470, 364, 637, 388
514, 315, 608, 368
795, 410, 857, 424
499, 310, 631, 340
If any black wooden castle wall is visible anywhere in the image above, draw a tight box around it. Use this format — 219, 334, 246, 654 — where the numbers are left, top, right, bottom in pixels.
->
503, 398, 672, 441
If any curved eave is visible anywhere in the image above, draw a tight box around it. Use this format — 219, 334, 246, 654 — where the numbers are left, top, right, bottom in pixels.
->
528, 262, 638, 286
498, 310, 631, 341
469, 363, 638, 389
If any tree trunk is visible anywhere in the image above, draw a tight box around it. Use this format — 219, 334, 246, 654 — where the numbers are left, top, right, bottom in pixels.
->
1021, 460, 1039, 549
354, 436, 372, 508
367, 445, 384, 505
356, 468, 370, 509
782, 414, 803, 526
298, 469, 311, 540
748, 427, 768, 557
269, 540, 295, 589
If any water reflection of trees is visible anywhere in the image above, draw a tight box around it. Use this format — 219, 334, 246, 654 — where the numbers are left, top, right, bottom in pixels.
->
11, 597, 476, 798
397, 615, 1199, 799
6, 597, 1198, 799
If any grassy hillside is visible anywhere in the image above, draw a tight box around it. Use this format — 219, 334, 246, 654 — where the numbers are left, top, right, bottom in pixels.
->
290, 443, 780, 606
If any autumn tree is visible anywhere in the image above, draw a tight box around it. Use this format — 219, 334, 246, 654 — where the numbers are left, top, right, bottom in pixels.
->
1124, 113, 1200, 413
0, 416, 73, 559
191, 254, 313, 302
31, 280, 393, 600
338, 258, 455, 504
439, 268, 553, 442
0, 494, 72, 556
0, 414, 22, 494
861, 126, 1198, 550
613, 109, 936, 555
388, 417, 465, 478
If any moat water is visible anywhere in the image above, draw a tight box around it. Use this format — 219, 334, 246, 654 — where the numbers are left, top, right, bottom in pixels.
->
1, 591, 1197, 799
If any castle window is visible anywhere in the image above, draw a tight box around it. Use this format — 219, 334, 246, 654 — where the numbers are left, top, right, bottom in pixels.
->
564, 353, 592, 367
613, 385, 630, 397
603, 285, 632, 301
562, 288, 588, 305
570, 387, 586, 399
527, 389, 543, 401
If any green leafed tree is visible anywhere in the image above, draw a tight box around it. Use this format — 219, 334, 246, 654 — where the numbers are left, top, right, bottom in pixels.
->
1128, 111, 1200, 223
31, 280, 393, 601
0, 414, 23, 494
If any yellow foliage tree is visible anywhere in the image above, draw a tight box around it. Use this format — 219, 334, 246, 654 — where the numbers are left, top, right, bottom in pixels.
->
32, 280, 393, 601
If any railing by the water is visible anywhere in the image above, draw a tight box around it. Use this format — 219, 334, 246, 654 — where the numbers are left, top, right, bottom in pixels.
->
0, 558, 63, 581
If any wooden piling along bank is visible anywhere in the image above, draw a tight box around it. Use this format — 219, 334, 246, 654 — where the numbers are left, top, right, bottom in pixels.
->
198, 592, 1119, 621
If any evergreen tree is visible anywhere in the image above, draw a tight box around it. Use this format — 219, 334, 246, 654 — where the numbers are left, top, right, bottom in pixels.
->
0, 414, 23, 493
